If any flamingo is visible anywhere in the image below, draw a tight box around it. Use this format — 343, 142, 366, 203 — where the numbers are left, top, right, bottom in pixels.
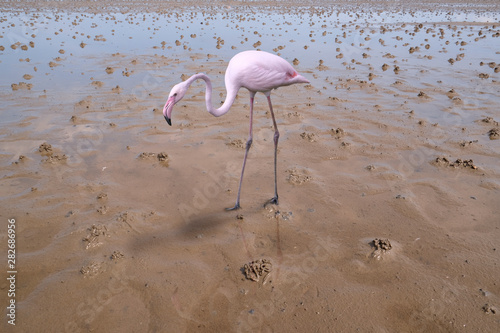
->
163, 50, 309, 210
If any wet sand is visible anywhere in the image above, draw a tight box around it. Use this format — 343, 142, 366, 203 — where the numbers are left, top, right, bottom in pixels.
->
1, 1, 500, 332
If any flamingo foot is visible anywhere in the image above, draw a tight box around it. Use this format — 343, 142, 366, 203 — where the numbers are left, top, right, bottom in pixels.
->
264, 196, 279, 208
226, 203, 241, 211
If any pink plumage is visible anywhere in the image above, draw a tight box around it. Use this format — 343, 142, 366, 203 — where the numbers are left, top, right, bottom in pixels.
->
224, 50, 309, 94
162, 50, 309, 210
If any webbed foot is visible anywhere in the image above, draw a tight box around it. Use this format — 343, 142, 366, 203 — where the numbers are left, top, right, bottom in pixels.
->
226, 203, 241, 211
263, 196, 279, 208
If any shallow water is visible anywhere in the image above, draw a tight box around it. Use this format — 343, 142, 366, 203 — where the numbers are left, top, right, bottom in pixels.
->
1, 1, 500, 332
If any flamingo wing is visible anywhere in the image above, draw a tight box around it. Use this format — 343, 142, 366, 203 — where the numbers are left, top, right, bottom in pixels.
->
225, 50, 305, 94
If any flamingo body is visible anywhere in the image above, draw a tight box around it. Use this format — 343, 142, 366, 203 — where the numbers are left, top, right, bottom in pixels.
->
162, 50, 309, 210
224, 50, 309, 94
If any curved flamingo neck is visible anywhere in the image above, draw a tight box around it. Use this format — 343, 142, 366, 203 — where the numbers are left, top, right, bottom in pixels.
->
186, 73, 238, 117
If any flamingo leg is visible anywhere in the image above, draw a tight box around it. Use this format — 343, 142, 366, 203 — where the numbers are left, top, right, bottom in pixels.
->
264, 95, 279, 207
226, 94, 255, 211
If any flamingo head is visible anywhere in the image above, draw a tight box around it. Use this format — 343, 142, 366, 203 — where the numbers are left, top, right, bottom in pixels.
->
163, 82, 188, 126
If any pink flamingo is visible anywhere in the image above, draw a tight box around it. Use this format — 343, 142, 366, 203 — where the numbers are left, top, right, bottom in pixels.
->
163, 50, 309, 210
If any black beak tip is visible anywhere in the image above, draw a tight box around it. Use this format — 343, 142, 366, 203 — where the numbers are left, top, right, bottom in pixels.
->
164, 116, 172, 126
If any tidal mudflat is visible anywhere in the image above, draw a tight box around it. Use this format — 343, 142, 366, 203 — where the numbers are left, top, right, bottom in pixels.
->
1, 1, 499, 331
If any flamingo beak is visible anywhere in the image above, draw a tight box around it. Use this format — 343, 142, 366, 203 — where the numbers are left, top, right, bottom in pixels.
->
163, 96, 175, 126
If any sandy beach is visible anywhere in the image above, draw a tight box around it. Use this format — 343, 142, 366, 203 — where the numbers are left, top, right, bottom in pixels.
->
1, 0, 499, 331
